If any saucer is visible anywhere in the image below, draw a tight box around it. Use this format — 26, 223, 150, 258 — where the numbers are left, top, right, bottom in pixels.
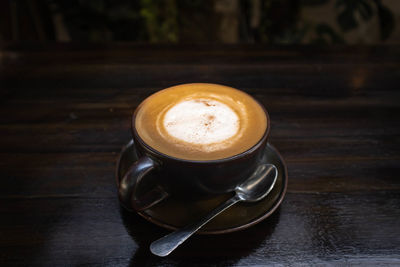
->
116, 140, 288, 234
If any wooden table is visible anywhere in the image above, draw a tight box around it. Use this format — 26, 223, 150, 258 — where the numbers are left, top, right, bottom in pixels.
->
1, 44, 399, 266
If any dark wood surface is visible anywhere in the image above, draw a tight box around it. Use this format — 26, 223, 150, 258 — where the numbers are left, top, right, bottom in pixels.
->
1, 44, 399, 266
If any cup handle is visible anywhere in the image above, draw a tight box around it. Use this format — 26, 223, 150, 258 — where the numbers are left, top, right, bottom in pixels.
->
118, 156, 169, 211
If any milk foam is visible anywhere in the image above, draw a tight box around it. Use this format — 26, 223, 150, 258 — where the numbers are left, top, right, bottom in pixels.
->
163, 99, 239, 145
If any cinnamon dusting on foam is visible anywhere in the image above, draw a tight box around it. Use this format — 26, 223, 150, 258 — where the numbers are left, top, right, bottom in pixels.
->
162, 99, 240, 151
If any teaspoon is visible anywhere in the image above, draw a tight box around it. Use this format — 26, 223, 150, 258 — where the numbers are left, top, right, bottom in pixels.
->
150, 163, 278, 257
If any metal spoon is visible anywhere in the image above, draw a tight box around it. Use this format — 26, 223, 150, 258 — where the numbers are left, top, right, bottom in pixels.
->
150, 163, 278, 257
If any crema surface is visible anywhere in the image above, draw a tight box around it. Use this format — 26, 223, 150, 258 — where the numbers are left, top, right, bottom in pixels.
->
134, 83, 267, 161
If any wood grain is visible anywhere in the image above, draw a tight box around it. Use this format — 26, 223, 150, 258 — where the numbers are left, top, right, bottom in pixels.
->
0, 44, 399, 266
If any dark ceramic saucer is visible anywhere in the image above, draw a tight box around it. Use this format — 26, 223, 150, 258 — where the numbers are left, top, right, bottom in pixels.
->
116, 140, 288, 234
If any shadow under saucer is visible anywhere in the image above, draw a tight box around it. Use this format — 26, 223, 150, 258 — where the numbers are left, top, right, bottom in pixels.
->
120, 205, 282, 264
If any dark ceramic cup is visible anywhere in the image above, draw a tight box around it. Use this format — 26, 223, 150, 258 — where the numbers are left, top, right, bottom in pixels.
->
118, 92, 271, 212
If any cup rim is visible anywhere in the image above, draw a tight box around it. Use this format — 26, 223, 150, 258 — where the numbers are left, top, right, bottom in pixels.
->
131, 83, 271, 164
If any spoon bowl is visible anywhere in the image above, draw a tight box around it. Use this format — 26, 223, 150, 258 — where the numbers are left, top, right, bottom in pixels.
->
236, 164, 278, 202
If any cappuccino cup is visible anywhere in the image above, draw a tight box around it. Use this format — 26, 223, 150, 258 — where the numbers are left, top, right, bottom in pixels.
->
118, 83, 271, 211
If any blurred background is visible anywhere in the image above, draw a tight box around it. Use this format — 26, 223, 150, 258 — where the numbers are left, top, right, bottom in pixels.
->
1, 0, 399, 44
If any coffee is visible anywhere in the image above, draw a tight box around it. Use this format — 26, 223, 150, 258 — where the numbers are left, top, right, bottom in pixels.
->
134, 83, 267, 161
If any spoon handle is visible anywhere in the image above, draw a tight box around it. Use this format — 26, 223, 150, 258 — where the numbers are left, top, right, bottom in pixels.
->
150, 194, 242, 257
